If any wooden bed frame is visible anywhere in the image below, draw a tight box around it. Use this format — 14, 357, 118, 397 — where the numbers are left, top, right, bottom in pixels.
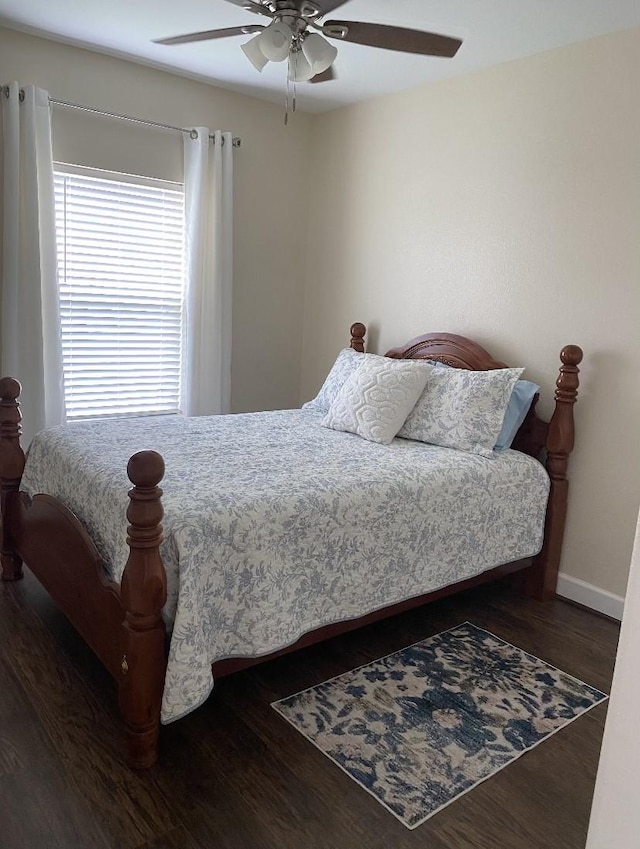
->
0, 324, 582, 769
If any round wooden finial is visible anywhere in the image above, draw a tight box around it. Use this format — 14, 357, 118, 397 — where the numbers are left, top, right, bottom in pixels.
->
350, 322, 366, 352
127, 451, 165, 488
350, 322, 366, 341
560, 345, 583, 367
0, 377, 21, 401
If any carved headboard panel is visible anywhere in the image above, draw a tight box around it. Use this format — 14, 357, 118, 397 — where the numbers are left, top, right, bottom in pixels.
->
384, 332, 509, 371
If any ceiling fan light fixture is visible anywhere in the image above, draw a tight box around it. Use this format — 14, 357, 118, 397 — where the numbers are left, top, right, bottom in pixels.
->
258, 21, 293, 62
301, 33, 338, 74
288, 50, 315, 82
241, 33, 269, 71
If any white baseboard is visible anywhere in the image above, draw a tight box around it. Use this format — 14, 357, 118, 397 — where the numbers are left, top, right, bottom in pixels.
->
556, 572, 625, 621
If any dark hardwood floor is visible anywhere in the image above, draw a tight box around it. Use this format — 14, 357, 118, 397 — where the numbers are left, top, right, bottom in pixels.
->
0, 570, 619, 849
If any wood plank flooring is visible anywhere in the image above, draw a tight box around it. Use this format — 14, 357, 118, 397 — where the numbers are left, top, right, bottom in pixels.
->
0, 570, 619, 849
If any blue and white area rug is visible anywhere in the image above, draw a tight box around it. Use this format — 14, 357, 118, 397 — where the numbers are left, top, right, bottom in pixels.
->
272, 622, 607, 829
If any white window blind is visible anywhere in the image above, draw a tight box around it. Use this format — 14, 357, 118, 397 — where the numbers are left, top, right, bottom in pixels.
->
54, 166, 185, 419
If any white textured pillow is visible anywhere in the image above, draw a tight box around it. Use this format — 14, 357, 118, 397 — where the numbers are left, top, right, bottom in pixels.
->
398, 367, 524, 456
302, 348, 365, 412
321, 356, 433, 444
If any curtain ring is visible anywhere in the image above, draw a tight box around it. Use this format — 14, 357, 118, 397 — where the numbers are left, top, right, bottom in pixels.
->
0, 86, 24, 101
189, 129, 198, 140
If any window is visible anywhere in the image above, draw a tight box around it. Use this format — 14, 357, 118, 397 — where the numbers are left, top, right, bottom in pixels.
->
54, 165, 185, 419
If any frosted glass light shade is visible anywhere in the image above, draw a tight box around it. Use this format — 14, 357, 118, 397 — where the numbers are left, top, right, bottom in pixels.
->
241, 34, 269, 72
301, 33, 338, 74
289, 50, 314, 82
259, 21, 293, 62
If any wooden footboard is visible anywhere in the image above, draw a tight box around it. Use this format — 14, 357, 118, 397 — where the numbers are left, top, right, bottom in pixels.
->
0, 378, 168, 768
10, 490, 125, 678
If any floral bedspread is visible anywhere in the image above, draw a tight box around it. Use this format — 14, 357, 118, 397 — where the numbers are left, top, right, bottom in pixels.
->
21, 410, 550, 723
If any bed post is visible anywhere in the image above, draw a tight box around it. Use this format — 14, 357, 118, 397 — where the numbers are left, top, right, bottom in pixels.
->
350, 322, 366, 353
0, 377, 26, 581
119, 450, 167, 769
523, 345, 583, 601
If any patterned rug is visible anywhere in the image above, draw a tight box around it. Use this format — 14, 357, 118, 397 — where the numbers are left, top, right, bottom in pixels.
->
272, 622, 607, 829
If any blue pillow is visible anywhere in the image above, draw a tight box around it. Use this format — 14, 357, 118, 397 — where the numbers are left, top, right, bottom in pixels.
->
494, 379, 540, 451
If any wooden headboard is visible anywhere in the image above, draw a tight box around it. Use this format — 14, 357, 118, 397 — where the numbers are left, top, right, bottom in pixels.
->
348, 322, 582, 463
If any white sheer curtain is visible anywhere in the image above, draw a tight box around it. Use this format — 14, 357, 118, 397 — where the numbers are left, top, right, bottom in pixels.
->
181, 128, 233, 416
1, 82, 65, 445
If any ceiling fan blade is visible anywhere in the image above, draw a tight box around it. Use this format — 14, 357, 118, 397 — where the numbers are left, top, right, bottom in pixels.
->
324, 21, 462, 58
309, 66, 336, 83
154, 25, 264, 46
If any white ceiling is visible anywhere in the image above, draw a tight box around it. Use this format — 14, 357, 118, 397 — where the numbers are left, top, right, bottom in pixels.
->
1, 1, 639, 113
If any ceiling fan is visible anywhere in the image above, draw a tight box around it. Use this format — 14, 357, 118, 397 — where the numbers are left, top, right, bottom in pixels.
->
154, 0, 463, 85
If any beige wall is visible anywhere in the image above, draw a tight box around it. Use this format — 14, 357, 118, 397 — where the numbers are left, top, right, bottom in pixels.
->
301, 29, 640, 598
0, 26, 312, 413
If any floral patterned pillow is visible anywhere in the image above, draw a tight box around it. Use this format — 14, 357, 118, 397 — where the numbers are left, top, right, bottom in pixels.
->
321, 356, 433, 444
398, 367, 524, 456
302, 348, 365, 412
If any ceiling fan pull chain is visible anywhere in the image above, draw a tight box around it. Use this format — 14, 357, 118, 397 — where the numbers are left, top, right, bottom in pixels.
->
285, 50, 298, 124
285, 54, 291, 125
